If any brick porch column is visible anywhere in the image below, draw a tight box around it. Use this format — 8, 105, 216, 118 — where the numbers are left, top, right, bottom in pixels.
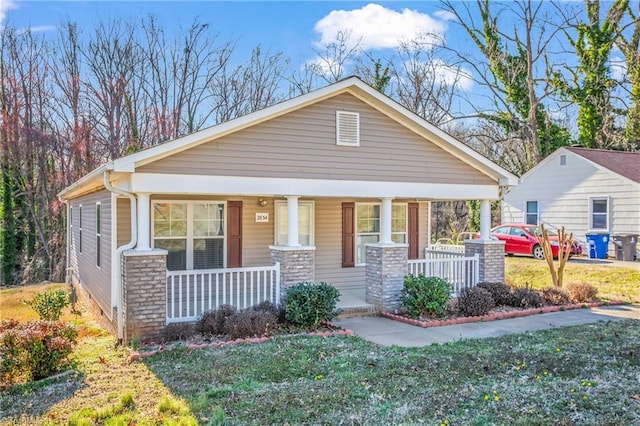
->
365, 243, 408, 312
270, 246, 316, 292
464, 240, 505, 283
121, 249, 167, 344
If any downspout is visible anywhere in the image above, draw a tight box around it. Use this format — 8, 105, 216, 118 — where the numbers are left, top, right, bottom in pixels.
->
103, 169, 137, 344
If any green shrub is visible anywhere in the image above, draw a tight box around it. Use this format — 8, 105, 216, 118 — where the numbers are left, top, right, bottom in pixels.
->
28, 289, 70, 321
458, 287, 496, 317
542, 287, 572, 305
0, 319, 78, 385
477, 282, 513, 306
566, 283, 599, 303
400, 275, 452, 319
282, 282, 341, 329
512, 288, 545, 309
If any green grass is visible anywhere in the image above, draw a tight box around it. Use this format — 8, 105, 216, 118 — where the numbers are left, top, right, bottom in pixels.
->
506, 257, 640, 302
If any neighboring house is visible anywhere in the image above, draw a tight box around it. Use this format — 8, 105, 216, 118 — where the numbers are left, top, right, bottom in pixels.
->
503, 146, 640, 253
59, 77, 517, 342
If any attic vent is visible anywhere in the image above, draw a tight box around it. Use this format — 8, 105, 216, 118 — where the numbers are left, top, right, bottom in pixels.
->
336, 111, 360, 146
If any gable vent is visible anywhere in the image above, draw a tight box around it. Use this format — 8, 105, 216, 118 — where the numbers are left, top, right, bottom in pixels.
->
336, 111, 360, 146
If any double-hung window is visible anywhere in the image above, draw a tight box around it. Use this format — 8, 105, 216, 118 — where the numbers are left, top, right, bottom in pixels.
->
153, 201, 225, 271
589, 197, 609, 231
355, 203, 407, 265
274, 201, 314, 246
525, 201, 538, 225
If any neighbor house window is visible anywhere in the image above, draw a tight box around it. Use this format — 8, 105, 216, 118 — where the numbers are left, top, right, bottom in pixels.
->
79, 205, 83, 254
274, 201, 314, 246
589, 197, 609, 231
525, 201, 538, 225
355, 203, 407, 265
560, 155, 567, 166
96, 203, 101, 267
153, 201, 225, 271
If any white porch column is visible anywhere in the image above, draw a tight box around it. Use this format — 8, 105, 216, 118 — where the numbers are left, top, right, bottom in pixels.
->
427, 201, 432, 247
286, 195, 300, 247
380, 197, 393, 244
136, 192, 151, 251
479, 199, 491, 241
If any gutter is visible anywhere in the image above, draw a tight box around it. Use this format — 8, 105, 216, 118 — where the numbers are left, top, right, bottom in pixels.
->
103, 168, 137, 344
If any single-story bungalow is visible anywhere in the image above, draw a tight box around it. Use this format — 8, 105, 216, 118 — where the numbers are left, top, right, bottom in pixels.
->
59, 77, 517, 343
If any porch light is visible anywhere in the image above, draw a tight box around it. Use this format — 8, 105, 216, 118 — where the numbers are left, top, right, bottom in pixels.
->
258, 198, 268, 207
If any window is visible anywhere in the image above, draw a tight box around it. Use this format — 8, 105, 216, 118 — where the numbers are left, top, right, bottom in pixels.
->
525, 201, 538, 225
78, 205, 83, 254
589, 197, 609, 231
355, 203, 407, 265
274, 201, 314, 246
560, 155, 567, 166
336, 111, 360, 146
153, 201, 225, 271
96, 203, 101, 267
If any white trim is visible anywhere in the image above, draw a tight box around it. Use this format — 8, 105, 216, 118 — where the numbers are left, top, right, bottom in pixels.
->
78, 204, 83, 254
95, 202, 102, 269
588, 196, 610, 232
110, 194, 118, 311
129, 173, 500, 200
336, 110, 360, 146
137, 193, 151, 251
274, 200, 315, 246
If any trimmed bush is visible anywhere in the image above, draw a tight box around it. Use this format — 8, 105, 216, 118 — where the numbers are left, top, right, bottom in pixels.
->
0, 319, 78, 385
566, 283, 599, 303
400, 275, 452, 319
252, 301, 285, 322
28, 289, 70, 321
458, 287, 495, 317
282, 282, 341, 329
477, 282, 513, 306
195, 304, 236, 336
512, 288, 545, 309
542, 287, 572, 305
223, 309, 279, 339
161, 322, 195, 342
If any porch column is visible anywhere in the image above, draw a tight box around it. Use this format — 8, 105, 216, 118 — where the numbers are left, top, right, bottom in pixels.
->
286, 195, 300, 247
136, 192, 151, 251
380, 197, 393, 244
479, 199, 491, 241
427, 201, 432, 247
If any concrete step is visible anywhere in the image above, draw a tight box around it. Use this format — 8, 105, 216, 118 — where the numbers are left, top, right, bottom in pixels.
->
336, 305, 379, 319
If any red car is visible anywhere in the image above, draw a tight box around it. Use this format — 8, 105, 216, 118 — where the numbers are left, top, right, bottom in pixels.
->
487, 224, 582, 260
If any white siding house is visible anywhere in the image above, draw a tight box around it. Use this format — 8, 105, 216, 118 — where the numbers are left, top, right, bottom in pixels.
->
503, 147, 640, 253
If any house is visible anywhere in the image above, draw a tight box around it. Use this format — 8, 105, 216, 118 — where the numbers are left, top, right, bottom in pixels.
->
59, 77, 517, 343
502, 146, 640, 255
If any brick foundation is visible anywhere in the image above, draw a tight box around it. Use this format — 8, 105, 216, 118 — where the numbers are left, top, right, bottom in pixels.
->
121, 249, 167, 344
270, 246, 316, 291
464, 240, 505, 283
365, 244, 408, 311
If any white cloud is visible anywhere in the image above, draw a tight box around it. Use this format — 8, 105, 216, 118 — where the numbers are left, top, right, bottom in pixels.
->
610, 55, 626, 82
433, 60, 474, 91
0, 0, 18, 26
314, 3, 447, 51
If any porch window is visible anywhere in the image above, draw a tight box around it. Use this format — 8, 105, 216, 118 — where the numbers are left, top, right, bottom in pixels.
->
589, 197, 609, 231
355, 203, 407, 265
525, 201, 538, 225
274, 201, 314, 246
153, 201, 225, 271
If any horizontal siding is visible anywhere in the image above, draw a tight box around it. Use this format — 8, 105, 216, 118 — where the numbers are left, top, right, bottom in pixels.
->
68, 189, 112, 314
140, 93, 495, 186
503, 152, 640, 244
116, 197, 131, 247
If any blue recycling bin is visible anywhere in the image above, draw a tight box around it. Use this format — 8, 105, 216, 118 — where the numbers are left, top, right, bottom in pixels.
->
585, 233, 610, 259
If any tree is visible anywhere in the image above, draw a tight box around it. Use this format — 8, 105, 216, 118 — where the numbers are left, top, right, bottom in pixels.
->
617, 2, 640, 149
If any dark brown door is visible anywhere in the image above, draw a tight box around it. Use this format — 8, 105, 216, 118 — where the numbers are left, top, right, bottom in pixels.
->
342, 202, 355, 267
408, 203, 419, 260
227, 201, 242, 267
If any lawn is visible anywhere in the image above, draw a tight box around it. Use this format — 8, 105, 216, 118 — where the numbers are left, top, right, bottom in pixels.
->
505, 256, 640, 302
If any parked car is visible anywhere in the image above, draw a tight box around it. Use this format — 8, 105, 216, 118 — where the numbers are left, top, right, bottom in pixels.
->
483, 223, 582, 260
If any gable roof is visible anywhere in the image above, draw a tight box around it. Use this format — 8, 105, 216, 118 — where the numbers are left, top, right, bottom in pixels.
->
565, 147, 640, 184
59, 77, 517, 199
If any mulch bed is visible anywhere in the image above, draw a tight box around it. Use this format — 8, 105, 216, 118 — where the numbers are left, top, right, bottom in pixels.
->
381, 300, 626, 328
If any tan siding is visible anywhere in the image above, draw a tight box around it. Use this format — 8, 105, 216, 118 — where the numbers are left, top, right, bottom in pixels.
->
68, 189, 112, 314
116, 197, 131, 247
140, 93, 495, 185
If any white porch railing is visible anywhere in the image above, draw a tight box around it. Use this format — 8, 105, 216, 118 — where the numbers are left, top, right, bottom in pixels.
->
426, 244, 466, 256
407, 254, 480, 295
166, 263, 280, 323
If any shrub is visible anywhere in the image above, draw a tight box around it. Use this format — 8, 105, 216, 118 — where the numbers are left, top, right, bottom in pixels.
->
28, 289, 70, 321
161, 322, 195, 342
566, 283, 599, 303
542, 287, 572, 305
195, 304, 236, 335
477, 282, 513, 306
458, 287, 495, 317
282, 282, 341, 329
512, 288, 545, 309
223, 309, 279, 339
0, 319, 78, 385
400, 275, 452, 319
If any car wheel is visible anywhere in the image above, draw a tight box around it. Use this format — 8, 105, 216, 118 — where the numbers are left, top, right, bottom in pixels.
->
532, 244, 544, 260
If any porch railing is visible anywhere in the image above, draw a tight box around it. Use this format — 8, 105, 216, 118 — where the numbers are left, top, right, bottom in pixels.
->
166, 263, 280, 323
426, 244, 467, 256
407, 254, 480, 295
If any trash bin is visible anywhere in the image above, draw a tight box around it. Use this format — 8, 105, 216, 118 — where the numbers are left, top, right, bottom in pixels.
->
585, 233, 610, 259
612, 234, 638, 261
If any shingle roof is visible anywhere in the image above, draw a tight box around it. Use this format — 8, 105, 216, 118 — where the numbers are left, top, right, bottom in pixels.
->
566, 147, 640, 184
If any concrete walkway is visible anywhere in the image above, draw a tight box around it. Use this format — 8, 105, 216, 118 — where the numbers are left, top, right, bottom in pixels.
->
333, 304, 640, 347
